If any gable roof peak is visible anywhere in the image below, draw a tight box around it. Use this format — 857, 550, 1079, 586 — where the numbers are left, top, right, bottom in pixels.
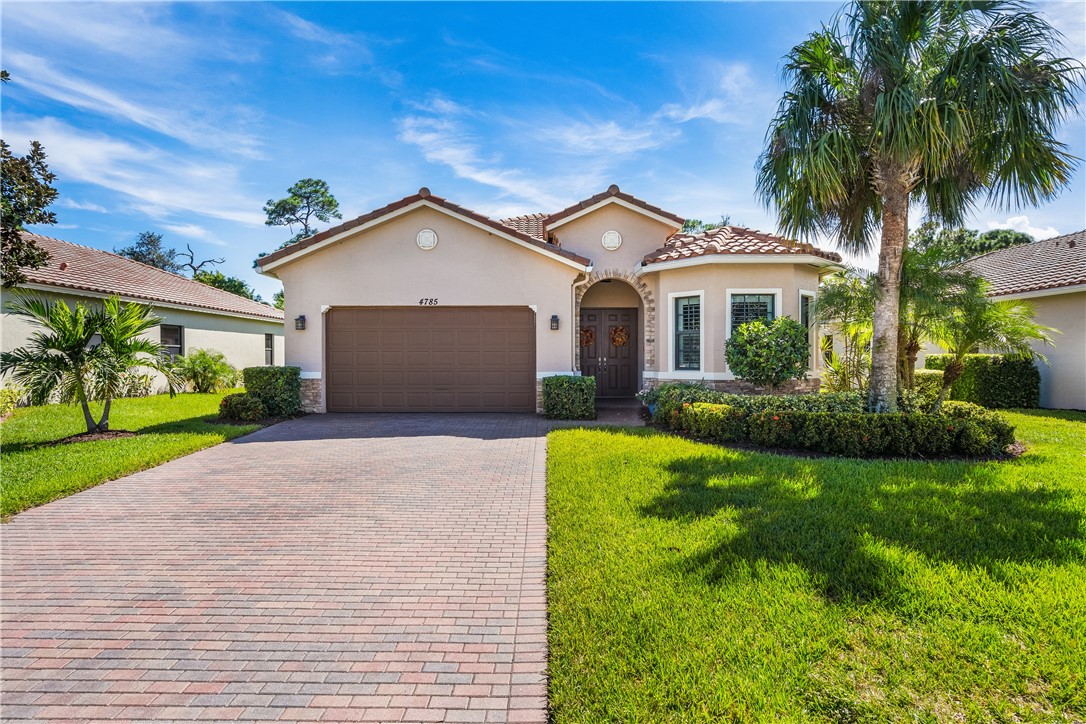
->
542, 186, 684, 229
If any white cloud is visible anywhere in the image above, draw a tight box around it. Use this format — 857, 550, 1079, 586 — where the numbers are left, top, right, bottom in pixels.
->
397, 116, 568, 209
534, 119, 677, 156
58, 199, 108, 213
658, 62, 767, 126
986, 215, 1060, 240
1039, 2, 1086, 66
5, 117, 267, 228
4, 51, 264, 159
160, 223, 227, 247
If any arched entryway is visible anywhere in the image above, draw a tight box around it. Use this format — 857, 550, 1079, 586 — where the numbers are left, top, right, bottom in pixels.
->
576, 272, 655, 398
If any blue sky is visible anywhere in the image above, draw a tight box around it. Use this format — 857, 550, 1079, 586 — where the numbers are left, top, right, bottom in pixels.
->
3, 1, 1084, 301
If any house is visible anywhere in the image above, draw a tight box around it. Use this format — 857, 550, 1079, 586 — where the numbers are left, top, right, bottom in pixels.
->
961, 230, 1086, 410
255, 185, 843, 413
2, 233, 285, 384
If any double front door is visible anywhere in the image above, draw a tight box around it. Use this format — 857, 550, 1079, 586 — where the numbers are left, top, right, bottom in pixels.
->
579, 308, 638, 398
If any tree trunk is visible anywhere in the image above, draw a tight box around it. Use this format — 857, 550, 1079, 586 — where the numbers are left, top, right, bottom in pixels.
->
96, 397, 112, 432
867, 174, 910, 413
930, 359, 964, 413
904, 337, 921, 390
75, 387, 96, 434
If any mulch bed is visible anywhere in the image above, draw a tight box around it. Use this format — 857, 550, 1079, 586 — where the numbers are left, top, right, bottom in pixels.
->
44, 430, 138, 446
203, 414, 303, 427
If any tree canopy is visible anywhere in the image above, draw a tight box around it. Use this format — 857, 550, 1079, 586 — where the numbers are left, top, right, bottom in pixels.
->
911, 222, 1035, 264
758, 0, 1082, 412
1, 71, 58, 288
264, 178, 342, 243
193, 270, 262, 301
115, 232, 223, 276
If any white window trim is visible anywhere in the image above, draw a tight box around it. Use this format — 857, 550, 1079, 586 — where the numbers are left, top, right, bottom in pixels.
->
668, 289, 705, 374
799, 289, 816, 371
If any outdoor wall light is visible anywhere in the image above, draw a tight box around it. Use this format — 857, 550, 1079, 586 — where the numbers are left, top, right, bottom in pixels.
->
295, 315, 306, 331
550, 314, 560, 330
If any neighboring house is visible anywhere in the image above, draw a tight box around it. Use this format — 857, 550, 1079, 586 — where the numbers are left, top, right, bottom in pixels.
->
959, 230, 1086, 410
2, 233, 285, 387
255, 185, 843, 413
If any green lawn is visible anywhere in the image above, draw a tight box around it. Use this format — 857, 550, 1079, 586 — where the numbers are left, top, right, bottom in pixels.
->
1, 392, 261, 517
547, 410, 1086, 722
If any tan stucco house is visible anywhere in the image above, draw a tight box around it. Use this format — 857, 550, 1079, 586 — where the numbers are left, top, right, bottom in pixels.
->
961, 230, 1086, 410
256, 185, 843, 413
2, 233, 285, 386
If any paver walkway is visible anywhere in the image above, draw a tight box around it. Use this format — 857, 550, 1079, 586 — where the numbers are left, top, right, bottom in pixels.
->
2, 414, 549, 723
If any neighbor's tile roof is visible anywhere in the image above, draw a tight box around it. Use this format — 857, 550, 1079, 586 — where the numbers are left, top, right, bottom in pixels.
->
257, 189, 590, 268
642, 226, 843, 265
18, 233, 284, 321
500, 213, 547, 240
542, 184, 685, 227
963, 230, 1086, 297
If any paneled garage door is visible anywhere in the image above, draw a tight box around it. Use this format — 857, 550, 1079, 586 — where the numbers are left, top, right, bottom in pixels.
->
325, 307, 536, 412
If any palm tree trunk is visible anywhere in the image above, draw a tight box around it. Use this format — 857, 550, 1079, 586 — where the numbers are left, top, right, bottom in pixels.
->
868, 174, 910, 413
74, 385, 97, 434
930, 358, 964, 414
97, 397, 112, 432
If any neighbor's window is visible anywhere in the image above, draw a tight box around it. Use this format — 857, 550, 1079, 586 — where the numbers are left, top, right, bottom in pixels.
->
265, 334, 274, 365
161, 325, 184, 357
674, 296, 701, 371
730, 294, 775, 331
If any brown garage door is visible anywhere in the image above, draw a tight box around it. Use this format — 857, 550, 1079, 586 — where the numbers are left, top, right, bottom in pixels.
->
325, 306, 536, 412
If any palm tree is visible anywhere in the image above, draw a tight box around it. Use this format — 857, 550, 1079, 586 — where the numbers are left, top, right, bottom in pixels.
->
0, 295, 176, 433
897, 242, 985, 389
815, 268, 876, 391
926, 291, 1055, 412
758, 1, 1082, 412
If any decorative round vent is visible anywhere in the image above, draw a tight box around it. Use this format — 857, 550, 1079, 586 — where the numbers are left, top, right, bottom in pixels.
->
601, 229, 622, 251
416, 228, 438, 250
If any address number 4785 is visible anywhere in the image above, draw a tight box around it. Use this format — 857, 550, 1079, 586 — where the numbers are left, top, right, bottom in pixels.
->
419, 298, 439, 306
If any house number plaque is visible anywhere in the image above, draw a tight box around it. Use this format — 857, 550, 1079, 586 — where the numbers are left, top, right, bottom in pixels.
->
418, 298, 439, 306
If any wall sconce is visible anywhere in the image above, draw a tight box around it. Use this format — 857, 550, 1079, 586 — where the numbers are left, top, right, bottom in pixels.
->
550, 314, 560, 330
294, 315, 306, 330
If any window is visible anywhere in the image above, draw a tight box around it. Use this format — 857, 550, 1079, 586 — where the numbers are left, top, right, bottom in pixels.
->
265, 334, 274, 365
730, 294, 775, 330
160, 325, 183, 357
674, 296, 701, 370
800, 295, 814, 330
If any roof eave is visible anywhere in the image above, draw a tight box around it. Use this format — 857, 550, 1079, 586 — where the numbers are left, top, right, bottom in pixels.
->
636, 254, 845, 275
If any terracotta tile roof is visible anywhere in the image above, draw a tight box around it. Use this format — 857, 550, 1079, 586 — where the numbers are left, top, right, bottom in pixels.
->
963, 230, 1086, 297
542, 184, 685, 228
16, 232, 284, 321
642, 225, 843, 266
500, 213, 547, 240
257, 189, 590, 268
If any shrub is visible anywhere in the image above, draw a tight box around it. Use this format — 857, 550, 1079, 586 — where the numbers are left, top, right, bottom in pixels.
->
243, 366, 301, 417
925, 354, 1040, 408
542, 375, 596, 420
678, 403, 747, 441
940, 401, 1016, 455
0, 384, 26, 415
724, 317, 809, 389
746, 406, 1012, 458
118, 370, 155, 398
911, 369, 944, 410
219, 392, 266, 422
175, 348, 239, 393
652, 382, 864, 427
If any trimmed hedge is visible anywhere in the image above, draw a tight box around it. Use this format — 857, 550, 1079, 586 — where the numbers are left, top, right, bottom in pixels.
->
542, 375, 596, 420
242, 366, 301, 417
652, 382, 863, 426
747, 405, 1013, 458
925, 354, 1040, 408
678, 403, 747, 442
219, 393, 266, 422
654, 382, 1016, 458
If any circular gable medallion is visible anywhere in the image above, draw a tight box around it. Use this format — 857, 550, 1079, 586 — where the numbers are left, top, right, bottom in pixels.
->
416, 228, 438, 250
601, 229, 622, 251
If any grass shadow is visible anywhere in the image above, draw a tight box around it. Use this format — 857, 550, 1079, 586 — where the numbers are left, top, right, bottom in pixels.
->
641, 450, 1084, 605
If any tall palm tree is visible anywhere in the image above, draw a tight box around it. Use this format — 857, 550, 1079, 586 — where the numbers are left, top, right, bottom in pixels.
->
0, 295, 176, 433
926, 291, 1055, 412
758, 0, 1082, 412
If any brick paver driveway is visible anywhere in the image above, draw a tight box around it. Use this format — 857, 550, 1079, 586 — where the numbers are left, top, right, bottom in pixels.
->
2, 414, 548, 723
